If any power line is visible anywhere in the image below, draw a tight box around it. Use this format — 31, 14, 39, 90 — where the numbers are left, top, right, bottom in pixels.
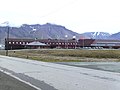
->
38, 0, 79, 19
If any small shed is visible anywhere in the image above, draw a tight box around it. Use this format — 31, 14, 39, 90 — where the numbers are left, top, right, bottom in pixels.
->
25, 41, 48, 49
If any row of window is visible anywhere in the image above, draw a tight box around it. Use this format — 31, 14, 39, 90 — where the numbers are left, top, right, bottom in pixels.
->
8, 41, 77, 45
9, 41, 29, 45
91, 43, 120, 46
48, 42, 77, 45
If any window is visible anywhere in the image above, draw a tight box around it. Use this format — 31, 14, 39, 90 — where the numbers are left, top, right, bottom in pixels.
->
23, 42, 25, 44
9, 42, 11, 44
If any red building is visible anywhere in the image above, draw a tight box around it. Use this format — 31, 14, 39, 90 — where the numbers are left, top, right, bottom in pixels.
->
5, 38, 120, 50
5, 38, 78, 50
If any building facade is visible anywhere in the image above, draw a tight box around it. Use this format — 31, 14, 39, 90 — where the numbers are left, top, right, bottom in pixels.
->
5, 38, 120, 50
5, 38, 78, 50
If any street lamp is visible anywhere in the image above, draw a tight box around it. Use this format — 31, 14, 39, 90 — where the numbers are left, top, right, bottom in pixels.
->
65, 35, 68, 49
73, 36, 76, 49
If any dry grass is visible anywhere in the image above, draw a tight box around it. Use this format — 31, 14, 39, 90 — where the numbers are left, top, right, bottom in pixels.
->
0, 49, 120, 62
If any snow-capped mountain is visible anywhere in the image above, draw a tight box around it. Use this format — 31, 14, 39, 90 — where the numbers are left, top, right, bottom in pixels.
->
109, 32, 120, 40
82, 32, 111, 39
0, 23, 120, 44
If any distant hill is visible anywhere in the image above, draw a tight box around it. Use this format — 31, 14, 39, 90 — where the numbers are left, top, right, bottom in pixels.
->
109, 32, 120, 40
0, 23, 81, 44
82, 32, 111, 39
0, 23, 120, 44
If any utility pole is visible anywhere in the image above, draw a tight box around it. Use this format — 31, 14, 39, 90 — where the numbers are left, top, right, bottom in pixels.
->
6, 26, 9, 56
0, 21, 10, 56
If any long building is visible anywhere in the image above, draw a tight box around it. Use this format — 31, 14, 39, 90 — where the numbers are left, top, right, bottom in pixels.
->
5, 38, 78, 50
5, 38, 120, 50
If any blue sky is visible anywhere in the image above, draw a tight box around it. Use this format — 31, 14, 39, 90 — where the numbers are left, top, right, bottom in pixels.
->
0, 0, 120, 34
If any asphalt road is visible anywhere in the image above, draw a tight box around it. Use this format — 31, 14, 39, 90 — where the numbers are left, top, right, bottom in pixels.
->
0, 70, 37, 90
1, 55, 120, 90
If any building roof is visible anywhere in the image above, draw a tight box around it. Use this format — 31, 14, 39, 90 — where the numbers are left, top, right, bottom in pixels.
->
26, 41, 46, 46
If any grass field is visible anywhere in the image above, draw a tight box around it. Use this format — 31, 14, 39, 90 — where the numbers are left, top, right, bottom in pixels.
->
0, 49, 120, 62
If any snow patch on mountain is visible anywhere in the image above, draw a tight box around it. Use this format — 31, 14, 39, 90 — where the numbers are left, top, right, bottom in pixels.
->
82, 32, 111, 39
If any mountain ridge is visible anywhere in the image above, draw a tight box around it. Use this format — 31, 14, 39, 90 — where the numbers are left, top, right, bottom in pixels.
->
0, 23, 120, 44
82, 32, 111, 39
0, 23, 81, 44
